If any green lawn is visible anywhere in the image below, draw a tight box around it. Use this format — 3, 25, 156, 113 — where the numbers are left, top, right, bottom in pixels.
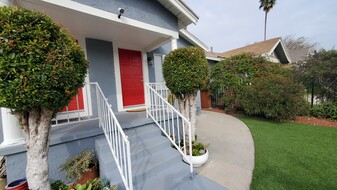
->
240, 117, 337, 190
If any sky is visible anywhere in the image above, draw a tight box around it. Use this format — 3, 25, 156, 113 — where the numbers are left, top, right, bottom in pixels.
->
183, 0, 337, 53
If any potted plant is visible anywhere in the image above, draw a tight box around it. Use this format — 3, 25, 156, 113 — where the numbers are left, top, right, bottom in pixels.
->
181, 138, 209, 167
5, 178, 28, 190
60, 150, 98, 184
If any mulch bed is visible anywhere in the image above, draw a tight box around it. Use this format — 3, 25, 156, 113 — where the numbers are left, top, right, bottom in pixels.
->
202, 108, 337, 128
291, 116, 337, 128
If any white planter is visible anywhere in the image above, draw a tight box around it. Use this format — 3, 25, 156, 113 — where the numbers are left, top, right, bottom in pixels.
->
182, 149, 209, 167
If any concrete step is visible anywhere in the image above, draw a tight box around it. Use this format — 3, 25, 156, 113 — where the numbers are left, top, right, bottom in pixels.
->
96, 135, 173, 180
95, 123, 201, 190
130, 135, 170, 161
133, 162, 190, 190
109, 147, 181, 186
124, 124, 161, 142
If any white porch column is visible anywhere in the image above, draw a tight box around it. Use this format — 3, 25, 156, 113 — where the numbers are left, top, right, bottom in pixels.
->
1, 108, 24, 146
171, 38, 178, 50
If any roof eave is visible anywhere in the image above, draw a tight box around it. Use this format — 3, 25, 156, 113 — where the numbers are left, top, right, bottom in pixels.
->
157, 0, 199, 26
179, 28, 208, 51
206, 56, 222, 62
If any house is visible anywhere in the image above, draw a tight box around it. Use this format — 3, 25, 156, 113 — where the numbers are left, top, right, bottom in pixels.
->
0, 1, 226, 190
206, 37, 292, 64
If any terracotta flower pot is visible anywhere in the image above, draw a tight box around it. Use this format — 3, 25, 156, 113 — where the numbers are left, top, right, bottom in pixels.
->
5, 178, 28, 190
76, 163, 99, 184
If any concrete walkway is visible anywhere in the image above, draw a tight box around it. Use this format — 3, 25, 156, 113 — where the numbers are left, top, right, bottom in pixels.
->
195, 110, 255, 190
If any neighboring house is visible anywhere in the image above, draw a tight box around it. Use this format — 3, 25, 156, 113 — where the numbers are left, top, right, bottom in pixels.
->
0, 1, 224, 190
206, 37, 292, 64
202, 38, 291, 109
287, 47, 312, 63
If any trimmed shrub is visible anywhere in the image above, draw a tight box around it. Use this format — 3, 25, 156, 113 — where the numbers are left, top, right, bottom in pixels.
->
310, 103, 337, 120
210, 53, 290, 111
0, 6, 88, 114
238, 75, 306, 120
163, 46, 209, 98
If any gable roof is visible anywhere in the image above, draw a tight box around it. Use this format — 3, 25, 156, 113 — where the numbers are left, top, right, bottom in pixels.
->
219, 37, 291, 63
157, 0, 199, 26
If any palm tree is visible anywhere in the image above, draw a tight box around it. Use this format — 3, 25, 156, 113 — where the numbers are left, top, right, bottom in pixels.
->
259, 0, 276, 41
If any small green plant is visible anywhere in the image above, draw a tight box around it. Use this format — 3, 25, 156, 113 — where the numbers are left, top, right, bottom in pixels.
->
51, 180, 68, 190
311, 102, 337, 120
181, 140, 208, 156
74, 183, 91, 190
60, 150, 97, 180
191, 141, 207, 156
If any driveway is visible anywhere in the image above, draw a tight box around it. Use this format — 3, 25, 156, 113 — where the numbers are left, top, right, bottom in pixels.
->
195, 110, 255, 190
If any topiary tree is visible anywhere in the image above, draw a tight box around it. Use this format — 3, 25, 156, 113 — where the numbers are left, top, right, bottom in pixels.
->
0, 7, 88, 189
163, 46, 208, 141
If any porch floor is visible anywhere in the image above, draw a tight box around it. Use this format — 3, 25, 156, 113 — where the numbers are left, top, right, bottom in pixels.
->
0, 111, 150, 155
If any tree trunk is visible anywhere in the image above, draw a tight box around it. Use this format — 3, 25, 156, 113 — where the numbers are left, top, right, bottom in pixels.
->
264, 11, 268, 41
189, 94, 197, 142
16, 108, 53, 190
177, 94, 197, 145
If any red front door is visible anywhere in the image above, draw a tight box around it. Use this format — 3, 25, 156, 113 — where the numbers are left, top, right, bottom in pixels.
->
119, 48, 144, 106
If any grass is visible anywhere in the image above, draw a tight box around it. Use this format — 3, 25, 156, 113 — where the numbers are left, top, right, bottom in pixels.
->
240, 117, 337, 190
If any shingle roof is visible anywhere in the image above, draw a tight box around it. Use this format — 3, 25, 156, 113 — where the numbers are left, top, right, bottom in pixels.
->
206, 37, 292, 63
220, 37, 281, 58
221, 37, 281, 57
288, 47, 310, 63
220, 37, 290, 63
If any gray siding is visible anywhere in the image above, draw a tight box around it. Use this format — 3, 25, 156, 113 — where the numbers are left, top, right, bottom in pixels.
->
72, 0, 178, 31
86, 38, 118, 112
148, 42, 171, 83
177, 36, 193, 48
6, 135, 100, 183
150, 41, 171, 55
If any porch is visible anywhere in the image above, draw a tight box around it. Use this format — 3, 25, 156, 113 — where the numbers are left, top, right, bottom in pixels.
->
0, 83, 226, 190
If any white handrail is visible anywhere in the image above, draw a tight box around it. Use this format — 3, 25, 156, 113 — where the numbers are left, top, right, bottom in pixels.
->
93, 82, 133, 190
145, 83, 193, 175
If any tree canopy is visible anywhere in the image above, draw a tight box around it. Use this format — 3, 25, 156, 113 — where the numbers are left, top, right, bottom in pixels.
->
0, 6, 88, 189
163, 46, 208, 99
259, 0, 276, 40
294, 49, 337, 103
0, 6, 88, 115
